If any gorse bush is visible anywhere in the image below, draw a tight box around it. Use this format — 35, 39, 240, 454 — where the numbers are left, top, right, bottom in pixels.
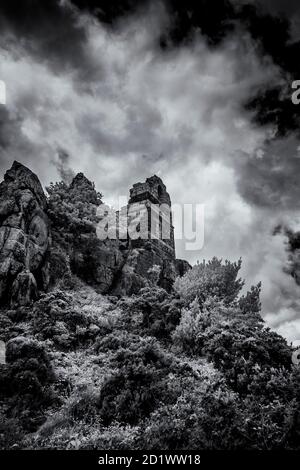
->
0, 336, 56, 435
118, 287, 182, 340
174, 257, 244, 307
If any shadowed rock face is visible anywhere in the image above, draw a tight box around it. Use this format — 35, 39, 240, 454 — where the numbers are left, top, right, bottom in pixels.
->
0, 161, 50, 307
111, 175, 189, 296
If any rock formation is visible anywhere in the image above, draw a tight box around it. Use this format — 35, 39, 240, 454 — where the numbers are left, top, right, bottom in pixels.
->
0, 163, 189, 302
0, 161, 50, 307
59, 172, 124, 294
111, 175, 190, 295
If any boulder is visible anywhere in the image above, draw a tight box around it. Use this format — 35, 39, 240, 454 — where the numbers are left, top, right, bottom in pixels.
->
111, 246, 177, 296
0, 161, 50, 307
10, 270, 38, 308
175, 259, 192, 277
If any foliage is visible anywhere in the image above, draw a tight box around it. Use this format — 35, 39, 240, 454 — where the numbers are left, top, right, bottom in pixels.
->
118, 287, 183, 340
174, 257, 244, 307
1, 257, 300, 450
32, 289, 113, 350
46, 174, 102, 248
97, 338, 184, 425
46, 173, 103, 287
0, 336, 56, 435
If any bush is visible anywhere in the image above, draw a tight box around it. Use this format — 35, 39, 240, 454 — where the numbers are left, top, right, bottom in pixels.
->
0, 336, 56, 434
119, 287, 182, 340
97, 338, 183, 425
32, 290, 103, 350
174, 257, 244, 307
172, 299, 209, 355
6, 336, 54, 387
139, 377, 244, 450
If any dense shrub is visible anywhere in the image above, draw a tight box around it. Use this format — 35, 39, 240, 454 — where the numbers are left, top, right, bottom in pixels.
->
97, 338, 185, 425
47, 174, 102, 249
1, 257, 300, 450
0, 313, 14, 343
174, 257, 244, 307
32, 290, 104, 349
0, 336, 56, 434
48, 246, 71, 287
6, 336, 54, 396
119, 287, 182, 340
173, 299, 292, 392
140, 378, 244, 450
46, 173, 103, 288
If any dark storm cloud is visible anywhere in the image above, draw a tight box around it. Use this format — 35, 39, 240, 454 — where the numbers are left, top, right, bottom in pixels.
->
283, 227, 300, 284
75, 0, 299, 138
236, 3, 300, 137
0, 105, 50, 178
160, 0, 236, 47
0, 105, 21, 150
236, 136, 300, 209
52, 148, 75, 184
156, 1, 300, 137
0, 0, 98, 82
0, 105, 32, 160
236, 0, 300, 18
70, 0, 146, 23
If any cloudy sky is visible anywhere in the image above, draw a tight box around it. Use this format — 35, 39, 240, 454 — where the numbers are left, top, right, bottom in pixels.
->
1, 0, 300, 342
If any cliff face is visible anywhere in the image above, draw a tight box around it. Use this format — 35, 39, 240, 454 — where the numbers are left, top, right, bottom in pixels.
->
0, 163, 189, 303
0, 161, 50, 307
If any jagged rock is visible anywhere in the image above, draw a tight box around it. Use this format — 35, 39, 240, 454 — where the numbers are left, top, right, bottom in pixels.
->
70, 235, 124, 294
175, 259, 192, 277
112, 176, 180, 295
0, 161, 50, 306
0, 163, 189, 300
10, 270, 38, 308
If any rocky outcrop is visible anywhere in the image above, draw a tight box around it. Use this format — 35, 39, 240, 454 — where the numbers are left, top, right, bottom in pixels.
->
175, 259, 192, 277
10, 270, 38, 308
71, 236, 125, 294
111, 246, 178, 296
0, 161, 50, 307
0, 163, 189, 302
111, 176, 183, 296
59, 171, 125, 294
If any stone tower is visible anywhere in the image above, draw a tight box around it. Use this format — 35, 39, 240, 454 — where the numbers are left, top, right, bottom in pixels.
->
127, 175, 175, 261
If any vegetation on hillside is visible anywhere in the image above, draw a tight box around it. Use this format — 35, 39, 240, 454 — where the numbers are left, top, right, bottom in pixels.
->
46, 174, 103, 288
0, 174, 299, 450
1, 256, 299, 450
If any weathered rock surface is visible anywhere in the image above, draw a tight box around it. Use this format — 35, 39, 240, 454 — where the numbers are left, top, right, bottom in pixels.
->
71, 235, 125, 294
111, 246, 178, 296
10, 270, 38, 308
0, 161, 50, 307
0, 163, 189, 301
111, 176, 186, 296
175, 259, 192, 277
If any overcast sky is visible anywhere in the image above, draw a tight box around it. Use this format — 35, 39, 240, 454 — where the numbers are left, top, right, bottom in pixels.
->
1, 0, 300, 342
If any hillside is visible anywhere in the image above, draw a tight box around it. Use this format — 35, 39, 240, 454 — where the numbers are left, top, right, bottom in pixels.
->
0, 162, 300, 450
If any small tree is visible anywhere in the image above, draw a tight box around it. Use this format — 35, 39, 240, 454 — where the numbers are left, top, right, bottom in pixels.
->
46, 173, 102, 249
46, 173, 103, 285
